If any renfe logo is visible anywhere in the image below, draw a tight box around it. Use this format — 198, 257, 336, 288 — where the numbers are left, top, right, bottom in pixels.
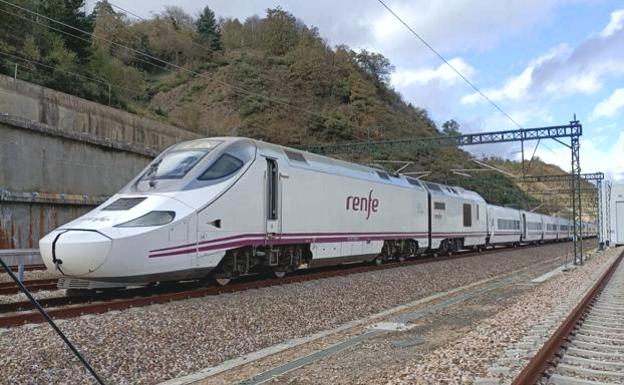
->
346, 189, 379, 220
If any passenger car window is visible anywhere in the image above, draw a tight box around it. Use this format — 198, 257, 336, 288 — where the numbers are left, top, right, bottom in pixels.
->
198, 154, 244, 180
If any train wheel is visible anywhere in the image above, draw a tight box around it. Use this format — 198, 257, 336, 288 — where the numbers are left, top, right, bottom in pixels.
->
440, 240, 452, 256
274, 270, 286, 278
373, 256, 383, 266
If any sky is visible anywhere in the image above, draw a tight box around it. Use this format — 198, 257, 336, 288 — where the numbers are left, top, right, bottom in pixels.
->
86, 0, 624, 183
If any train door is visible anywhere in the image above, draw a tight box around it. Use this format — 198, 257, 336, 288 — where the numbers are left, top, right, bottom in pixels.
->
265, 158, 281, 235
521, 213, 527, 240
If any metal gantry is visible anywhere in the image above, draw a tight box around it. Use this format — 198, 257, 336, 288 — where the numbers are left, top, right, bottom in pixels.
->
606, 181, 612, 246
597, 180, 603, 248
518, 172, 604, 183
515, 171, 605, 263
570, 134, 583, 264
301, 120, 588, 265
300, 122, 582, 155
520, 172, 605, 258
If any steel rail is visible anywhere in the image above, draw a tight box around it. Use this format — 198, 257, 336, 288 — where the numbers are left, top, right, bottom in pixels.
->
4, 263, 47, 272
0, 278, 57, 289
510, 249, 624, 385
0, 278, 58, 295
0, 242, 574, 328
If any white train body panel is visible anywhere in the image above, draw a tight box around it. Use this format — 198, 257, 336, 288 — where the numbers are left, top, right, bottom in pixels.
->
520, 211, 544, 242
273, 150, 430, 259
39, 194, 199, 282
542, 215, 559, 241
182, 142, 431, 266
609, 185, 624, 245
486, 204, 522, 245
423, 182, 487, 249
557, 218, 571, 240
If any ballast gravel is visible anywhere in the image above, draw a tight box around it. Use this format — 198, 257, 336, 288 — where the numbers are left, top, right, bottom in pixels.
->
0, 269, 60, 283
0, 243, 582, 385
0, 289, 66, 305
386, 246, 622, 385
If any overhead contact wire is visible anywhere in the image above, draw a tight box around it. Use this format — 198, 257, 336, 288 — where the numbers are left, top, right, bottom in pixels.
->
376, 0, 524, 130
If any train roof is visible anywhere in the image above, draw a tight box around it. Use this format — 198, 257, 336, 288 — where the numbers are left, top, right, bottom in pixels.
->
420, 181, 486, 201
173, 137, 488, 198
178, 136, 425, 189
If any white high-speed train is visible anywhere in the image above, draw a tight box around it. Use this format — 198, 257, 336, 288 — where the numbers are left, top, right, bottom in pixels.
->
39, 137, 596, 290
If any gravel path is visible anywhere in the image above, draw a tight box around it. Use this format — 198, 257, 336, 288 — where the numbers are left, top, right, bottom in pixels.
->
0, 243, 581, 385
386, 246, 621, 385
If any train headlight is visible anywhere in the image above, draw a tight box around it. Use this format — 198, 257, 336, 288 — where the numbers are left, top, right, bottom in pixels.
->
115, 211, 176, 228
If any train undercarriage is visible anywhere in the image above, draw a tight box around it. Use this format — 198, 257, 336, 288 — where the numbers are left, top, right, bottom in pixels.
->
211, 239, 420, 285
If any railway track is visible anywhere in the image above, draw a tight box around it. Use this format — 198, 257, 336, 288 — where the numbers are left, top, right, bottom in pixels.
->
512, 249, 624, 385
0, 242, 572, 329
0, 278, 58, 295
3, 263, 47, 272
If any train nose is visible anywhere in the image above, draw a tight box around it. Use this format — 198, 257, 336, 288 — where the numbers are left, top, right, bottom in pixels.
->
46, 231, 111, 276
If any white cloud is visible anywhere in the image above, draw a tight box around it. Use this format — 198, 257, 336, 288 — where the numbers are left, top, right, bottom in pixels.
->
462, 44, 571, 105
463, 10, 624, 105
369, 0, 568, 59
392, 57, 474, 87
534, 132, 624, 183
592, 88, 624, 119
601, 9, 624, 36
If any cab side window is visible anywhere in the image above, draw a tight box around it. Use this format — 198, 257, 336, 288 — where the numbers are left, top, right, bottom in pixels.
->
198, 154, 244, 181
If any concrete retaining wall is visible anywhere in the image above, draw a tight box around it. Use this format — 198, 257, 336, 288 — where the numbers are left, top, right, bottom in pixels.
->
0, 76, 205, 249
0, 74, 200, 151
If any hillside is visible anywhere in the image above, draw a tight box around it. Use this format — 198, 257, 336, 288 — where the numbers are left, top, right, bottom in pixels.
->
490, 158, 598, 220
0, 0, 585, 215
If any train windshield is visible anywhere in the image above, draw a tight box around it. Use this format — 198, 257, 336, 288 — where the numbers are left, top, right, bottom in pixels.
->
142, 150, 207, 181
140, 139, 223, 182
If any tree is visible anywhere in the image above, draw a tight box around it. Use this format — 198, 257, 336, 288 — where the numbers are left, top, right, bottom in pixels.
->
287, 31, 332, 97
164, 6, 194, 31
88, 48, 144, 105
196, 6, 222, 51
91, 1, 127, 53
39, 0, 93, 60
142, 8, 197, 66
441, 119, 461, 136
261, 7, 300, 55
354, 49, 394, 86
220, 18, 244, 49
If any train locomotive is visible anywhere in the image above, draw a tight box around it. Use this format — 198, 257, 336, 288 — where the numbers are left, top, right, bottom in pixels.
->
39, 137, 596, 290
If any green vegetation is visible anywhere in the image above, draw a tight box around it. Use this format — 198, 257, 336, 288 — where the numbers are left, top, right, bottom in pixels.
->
489, 157, 597, 219
0, 1, 571, 212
